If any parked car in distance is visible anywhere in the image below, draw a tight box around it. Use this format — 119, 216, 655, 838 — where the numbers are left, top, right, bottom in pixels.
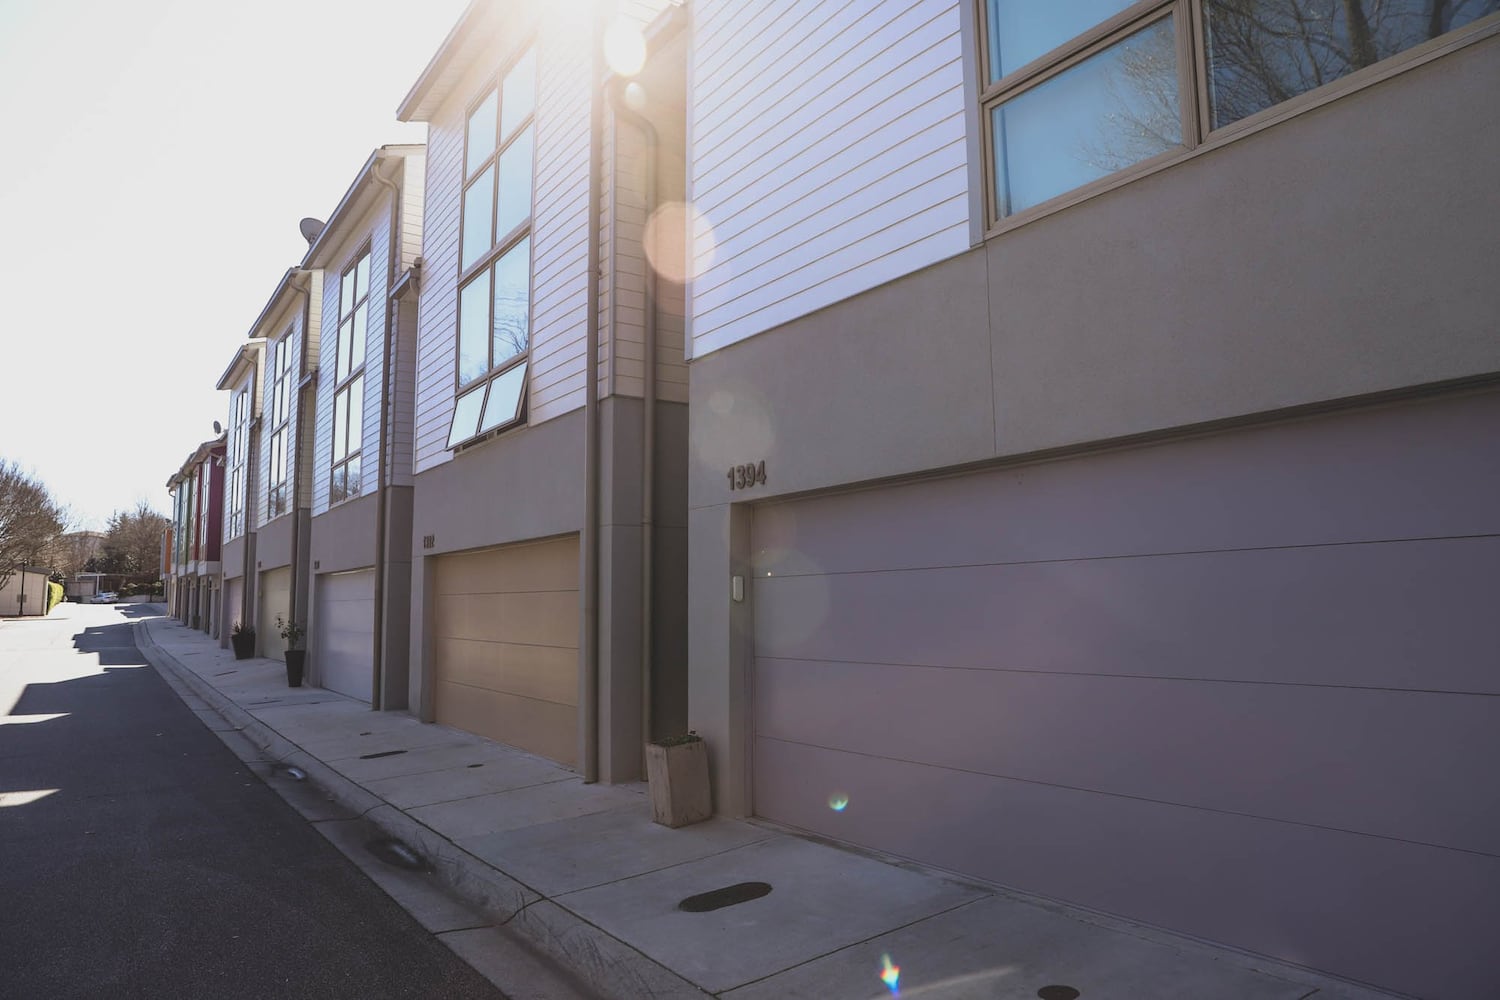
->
91, 592, 118, 604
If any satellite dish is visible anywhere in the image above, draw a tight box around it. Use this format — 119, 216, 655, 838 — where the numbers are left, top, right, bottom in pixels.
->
299, 217, 326, 244
213, 420, 223, 435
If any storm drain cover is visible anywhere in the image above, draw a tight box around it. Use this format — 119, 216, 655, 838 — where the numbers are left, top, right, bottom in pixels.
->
1037, 987, 1081, 1000
366, 837, 431, 872
677, 881, 772, 912
359, 749, 408, 760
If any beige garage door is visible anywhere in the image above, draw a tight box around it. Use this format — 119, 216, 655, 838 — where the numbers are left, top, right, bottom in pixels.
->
258, 567, 291, 660
433, 534, 579, 767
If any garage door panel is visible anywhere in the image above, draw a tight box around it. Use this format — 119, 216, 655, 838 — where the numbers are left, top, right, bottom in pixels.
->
756, 657, 1500, 854
449, 590, 577, 648
755, 537, 1500, 692
433, 534, 579, 766
434, 536, 578, 595
751, 737, 1500, 998
316, 570, 375, 702
435, 681, 577, 767
754, 391, 1500, 578
435, 638, 577, 707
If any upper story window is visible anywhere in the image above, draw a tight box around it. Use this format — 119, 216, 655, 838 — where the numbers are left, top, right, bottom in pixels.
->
266, 330, 293, 519
227, 388, 249, 538
979, 0, 1498, 226
331, 252, 370, 504
449, 46, 536, 450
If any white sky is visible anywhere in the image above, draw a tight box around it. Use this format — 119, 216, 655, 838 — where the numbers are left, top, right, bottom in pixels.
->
0, 0, 471, 530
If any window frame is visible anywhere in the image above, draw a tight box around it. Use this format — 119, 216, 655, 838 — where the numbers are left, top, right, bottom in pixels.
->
449, 42, 538, 451
330, 248, 371, 506
974, 1, 1500, 238
265, 327, 294, 520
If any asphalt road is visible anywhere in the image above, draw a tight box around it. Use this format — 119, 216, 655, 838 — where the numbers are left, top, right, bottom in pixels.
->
0, 602, 504, 999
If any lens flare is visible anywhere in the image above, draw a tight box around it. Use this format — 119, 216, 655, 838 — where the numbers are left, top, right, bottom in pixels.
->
603, 17, 647, 77
880, 953, 900, 993
643, 201, 716, 284
828, 793, 849, 812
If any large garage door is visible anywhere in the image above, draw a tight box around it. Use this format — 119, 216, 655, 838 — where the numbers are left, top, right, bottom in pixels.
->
257, 567, 291, 660
316, 569, 374, 703
751, 391, 1499, 988
433, 534, 579, 767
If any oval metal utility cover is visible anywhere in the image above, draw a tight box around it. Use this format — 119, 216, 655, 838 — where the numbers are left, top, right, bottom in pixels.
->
1037, 987, 1081, 1000
366, 837, 430, 872
678, 881, 772, 912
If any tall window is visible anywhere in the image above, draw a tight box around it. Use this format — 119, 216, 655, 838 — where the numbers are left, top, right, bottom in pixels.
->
979, 1, 1497, 224
227, 389, 248, 537
266, 330, 293, 518
331, 252, 369, 504
449, 46, 536, 449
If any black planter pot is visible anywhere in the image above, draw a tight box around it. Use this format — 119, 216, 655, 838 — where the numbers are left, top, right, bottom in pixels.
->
231, 633, 255, 660
284, 649, 306, 688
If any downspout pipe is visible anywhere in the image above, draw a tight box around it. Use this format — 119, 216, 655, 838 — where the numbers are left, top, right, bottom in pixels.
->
370, 154, 401, 712
608, 86, 660, 752
582, 13, 604, 783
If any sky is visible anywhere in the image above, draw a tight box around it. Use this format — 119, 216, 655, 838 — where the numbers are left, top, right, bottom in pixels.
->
0, 0, 471, 530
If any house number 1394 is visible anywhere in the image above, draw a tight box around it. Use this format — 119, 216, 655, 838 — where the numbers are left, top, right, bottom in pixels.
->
728, 461, 767, 490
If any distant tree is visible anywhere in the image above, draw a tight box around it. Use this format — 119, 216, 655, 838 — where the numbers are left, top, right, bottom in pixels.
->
0, 460, 67, 592
99, 501, 171, 576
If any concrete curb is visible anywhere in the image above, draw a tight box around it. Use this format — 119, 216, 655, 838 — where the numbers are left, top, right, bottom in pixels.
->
135, 619, 710, 1000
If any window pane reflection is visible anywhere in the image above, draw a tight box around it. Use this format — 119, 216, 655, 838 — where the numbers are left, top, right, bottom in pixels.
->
466, 91, 497, 175
495, 126, 533, 241
501, 49, 536, 139
458, 272, 491, 385
1205, 0, 1499, 129
462, 166, 495, 269
987, 0, 1136, 80
493, 236, 530, 365
480, 362, 527, 433
447, 383, 487, 448
993, 16, 1179, 216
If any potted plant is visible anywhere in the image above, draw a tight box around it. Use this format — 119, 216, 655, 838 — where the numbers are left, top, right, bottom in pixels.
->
230, 621, 256, 660
275, 614, 307, 687
645, 732, 712, 828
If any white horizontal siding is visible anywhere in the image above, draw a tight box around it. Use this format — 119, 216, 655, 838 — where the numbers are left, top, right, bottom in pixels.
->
689, 0, 971, 358
400, 155, 426, 271
529, 20, 592, 424
413, 105, 465, 475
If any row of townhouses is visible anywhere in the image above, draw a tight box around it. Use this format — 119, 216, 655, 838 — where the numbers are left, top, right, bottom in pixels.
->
161, 3, 1500, 997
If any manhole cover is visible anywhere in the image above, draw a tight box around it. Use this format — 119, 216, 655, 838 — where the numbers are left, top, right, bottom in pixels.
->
366, 837, 430, 872
678, 881, 772, 912
1037, 987, 1081, 1000
359, 749, 408, 760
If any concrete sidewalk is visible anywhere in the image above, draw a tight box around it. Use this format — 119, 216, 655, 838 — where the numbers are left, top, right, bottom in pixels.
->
136, 612, 1399, 1000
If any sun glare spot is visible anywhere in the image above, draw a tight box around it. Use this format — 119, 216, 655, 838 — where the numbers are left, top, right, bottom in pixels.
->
829, 792, 849, 812
604, 18, 647, 77
0, 789, 59, 808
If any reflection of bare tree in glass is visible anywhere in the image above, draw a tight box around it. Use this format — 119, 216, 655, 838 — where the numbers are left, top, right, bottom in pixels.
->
493, 288, 529, 362
1083, 21, 1182, 174
1205, 0, 1498, 127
